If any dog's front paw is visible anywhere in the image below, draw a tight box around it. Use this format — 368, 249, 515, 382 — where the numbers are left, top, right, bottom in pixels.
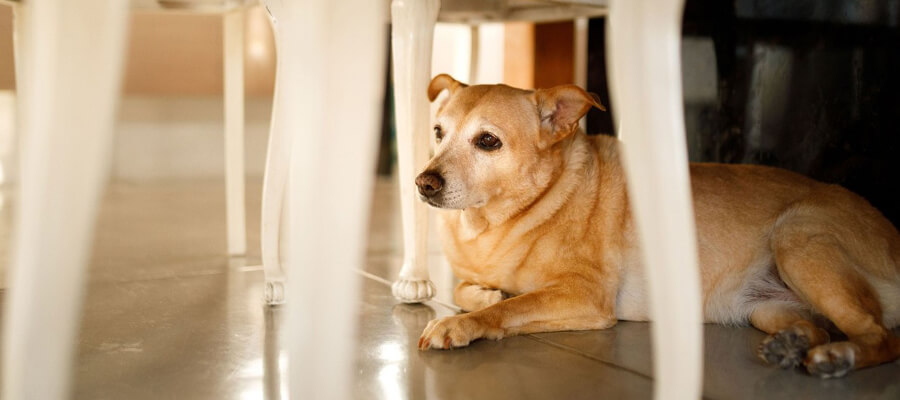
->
481, 289, 504, 308
805, 343, 857, 379
417, 315, 501, 350
456, 284, 505, 312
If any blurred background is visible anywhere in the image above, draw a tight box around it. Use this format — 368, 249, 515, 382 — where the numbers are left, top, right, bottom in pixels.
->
0, 5, 573, 184
0, 0, 898, 287
1, 1, 895, 216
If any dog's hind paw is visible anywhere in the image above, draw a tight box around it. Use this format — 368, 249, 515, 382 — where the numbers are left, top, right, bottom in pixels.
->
758, 328, 811, 369
805, 343, 857, 379
392, 279, 436, 304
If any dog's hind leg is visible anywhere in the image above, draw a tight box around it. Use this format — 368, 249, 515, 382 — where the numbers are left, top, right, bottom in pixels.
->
771, 228, 900, 378
752, 302, 830, 369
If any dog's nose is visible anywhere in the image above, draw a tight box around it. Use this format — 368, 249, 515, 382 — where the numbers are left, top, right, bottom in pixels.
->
415, 171, 444, 197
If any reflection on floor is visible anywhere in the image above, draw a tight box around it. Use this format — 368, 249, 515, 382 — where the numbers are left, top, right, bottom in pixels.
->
0, 178, 898, 399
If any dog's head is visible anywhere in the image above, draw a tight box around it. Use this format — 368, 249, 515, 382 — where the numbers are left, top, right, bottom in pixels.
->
415, 74, 605, 212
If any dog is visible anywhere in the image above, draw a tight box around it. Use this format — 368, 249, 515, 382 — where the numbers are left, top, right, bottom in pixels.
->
413, 73, 900, 378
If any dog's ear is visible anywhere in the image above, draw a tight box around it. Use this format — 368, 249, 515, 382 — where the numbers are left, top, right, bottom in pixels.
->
535, 85, 606, 143
427, 74, 467, 102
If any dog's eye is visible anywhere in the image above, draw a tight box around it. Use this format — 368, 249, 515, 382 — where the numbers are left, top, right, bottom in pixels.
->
434, 125, 443, 142
476, 132, 502, 151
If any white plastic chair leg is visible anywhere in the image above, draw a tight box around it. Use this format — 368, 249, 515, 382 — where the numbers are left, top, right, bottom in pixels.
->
2, 1, 129, 399
261, 19, 289, 306
606, 1, 704, 399
224, 7, 247, 256
272, 1, 386, 398
390, 0, 440, 304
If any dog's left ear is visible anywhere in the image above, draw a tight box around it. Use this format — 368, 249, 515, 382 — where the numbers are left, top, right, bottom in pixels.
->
428, 74, 468, 102
535, 85, 606, 144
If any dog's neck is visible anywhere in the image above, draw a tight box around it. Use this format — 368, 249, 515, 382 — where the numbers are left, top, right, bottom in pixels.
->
455, 133, 594, 241
458, 207, 490, 240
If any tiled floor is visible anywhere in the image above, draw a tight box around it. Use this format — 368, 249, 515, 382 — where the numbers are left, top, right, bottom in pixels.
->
1, 178, 899, 399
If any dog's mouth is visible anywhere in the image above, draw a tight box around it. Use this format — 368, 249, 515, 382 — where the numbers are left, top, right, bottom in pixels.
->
418, 194, 447, 208
418, 192, 478, 210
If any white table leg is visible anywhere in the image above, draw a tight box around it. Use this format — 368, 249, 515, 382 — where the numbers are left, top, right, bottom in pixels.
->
468, 24, 480, 84
2, 1, 129, 399
8, 3, 28, 192
273, 0, 386, 398
606, 1, 704, 400
390, 0, 440, 304
12, 4, 28, 97
261, 23, 289, 305
574, 17, 589, 132
224, 7, 247, 256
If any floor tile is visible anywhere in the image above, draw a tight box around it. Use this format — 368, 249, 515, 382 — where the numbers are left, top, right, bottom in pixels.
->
1, 178, 898, 400
532, 321, 900, 400
87, 181, 263, 283
75, 268, 283, 400
355, 277, 653, 400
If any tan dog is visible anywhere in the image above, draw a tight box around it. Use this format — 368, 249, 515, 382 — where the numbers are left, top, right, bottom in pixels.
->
414, 73, 900, 378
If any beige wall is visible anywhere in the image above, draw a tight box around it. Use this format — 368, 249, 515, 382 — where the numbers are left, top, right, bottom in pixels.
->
0, 5, 276, 97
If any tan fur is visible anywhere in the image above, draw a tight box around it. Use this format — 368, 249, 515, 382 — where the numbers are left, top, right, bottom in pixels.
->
415, 75, 900, 378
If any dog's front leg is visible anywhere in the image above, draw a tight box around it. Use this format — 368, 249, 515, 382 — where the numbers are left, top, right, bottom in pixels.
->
419, 280, 616, 350
453, 281, 506, 312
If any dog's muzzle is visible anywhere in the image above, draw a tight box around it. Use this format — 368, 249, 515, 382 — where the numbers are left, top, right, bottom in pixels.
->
415, 171, 444, 198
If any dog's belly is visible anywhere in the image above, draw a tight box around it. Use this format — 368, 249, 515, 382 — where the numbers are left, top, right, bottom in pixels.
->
702, 255, 793, 325
613, 250, 799, 324
615, 261, 650, 321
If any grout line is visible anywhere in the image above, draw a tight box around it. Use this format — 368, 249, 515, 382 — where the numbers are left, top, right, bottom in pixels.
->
524, 335, 653, 381
92, 268, 228, 284
426, 296, 461, 312
524, 335, 717, 400
356, 269, 393, 285
354, 268, 717, 399
84, 260, 264, 285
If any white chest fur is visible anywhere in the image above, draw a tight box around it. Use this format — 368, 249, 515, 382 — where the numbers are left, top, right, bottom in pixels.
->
614, 260, 650, 321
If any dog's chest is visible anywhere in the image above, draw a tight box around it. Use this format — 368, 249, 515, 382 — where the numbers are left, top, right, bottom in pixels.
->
440, 227, 538, 293
453, 242, 530, 290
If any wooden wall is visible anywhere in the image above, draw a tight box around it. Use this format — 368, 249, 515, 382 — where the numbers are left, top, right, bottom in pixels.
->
0, 5, 575, 98
503, 20, 575, 90
0, 6, 13, 91
0, 5, 276, 97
